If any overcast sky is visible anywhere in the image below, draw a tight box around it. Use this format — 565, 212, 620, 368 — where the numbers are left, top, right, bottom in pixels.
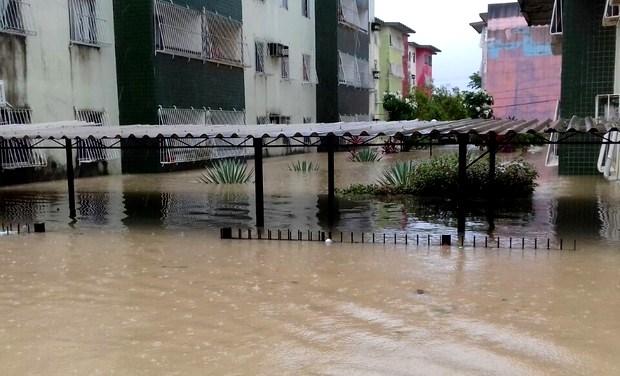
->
375, 0, 502, 90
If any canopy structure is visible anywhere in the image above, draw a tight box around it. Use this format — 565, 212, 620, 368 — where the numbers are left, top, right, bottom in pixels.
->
0, 118, 613, 141
1, 117, 618, 239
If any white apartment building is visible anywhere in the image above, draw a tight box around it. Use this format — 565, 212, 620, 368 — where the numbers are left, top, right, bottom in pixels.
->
242, 0, 317, 124
0, 0, 120, 177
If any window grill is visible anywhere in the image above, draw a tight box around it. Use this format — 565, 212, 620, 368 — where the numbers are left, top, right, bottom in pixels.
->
338, 0, 368, 32
338, 51, 372, 89
302, 0, 309, 18
280, 0, 288, 10
154, 0, 248, 68
255, 40, 266, 74
302, 53, 318, 83
389, 62, 404, 79
68, 0, 111, 46
389, 31, 403, 51
603, 0, 620, 27
74, 109, 120, 164
281, 56, 290, 80
157, 107, 249, 164
0, 106, 47, 170
257, 116, 271, 124
0, 0, 36, 36
550, 0, 562, 35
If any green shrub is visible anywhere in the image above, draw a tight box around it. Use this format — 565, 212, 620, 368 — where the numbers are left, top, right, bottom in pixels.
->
289, 160, 320, 172
338, 153, 538, 198
198, 159, 254, 184
348, 148, 382, 162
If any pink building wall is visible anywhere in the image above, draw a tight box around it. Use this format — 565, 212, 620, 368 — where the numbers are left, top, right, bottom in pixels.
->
415, 48, 434, 96
483, 4, 561, 120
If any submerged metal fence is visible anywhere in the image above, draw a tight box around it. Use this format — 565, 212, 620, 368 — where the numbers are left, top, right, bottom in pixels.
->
0, 106, 47, 169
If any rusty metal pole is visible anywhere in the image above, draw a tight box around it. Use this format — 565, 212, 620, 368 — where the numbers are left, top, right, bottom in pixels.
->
253, 137, 264, 228
65, 139, 77, 219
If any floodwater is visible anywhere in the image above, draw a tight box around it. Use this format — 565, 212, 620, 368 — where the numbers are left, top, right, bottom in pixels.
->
0, 148, 619, 375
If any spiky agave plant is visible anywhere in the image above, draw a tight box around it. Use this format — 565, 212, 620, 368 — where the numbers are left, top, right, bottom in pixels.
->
198, 159, 254, 184
288, 160, 320, 172
348, 148, 383, 162
377, 160, 416, 188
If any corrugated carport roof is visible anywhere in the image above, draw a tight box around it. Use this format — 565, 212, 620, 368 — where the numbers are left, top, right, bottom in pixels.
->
0, 118, 615, 141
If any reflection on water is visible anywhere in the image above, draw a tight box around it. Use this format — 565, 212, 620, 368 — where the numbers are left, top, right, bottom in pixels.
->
1, 150, 620, 246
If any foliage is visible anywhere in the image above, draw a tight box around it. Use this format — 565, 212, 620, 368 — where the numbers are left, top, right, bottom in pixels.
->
338, 153, 538, 198
382, 91, 418, 121
468, 72, 482, 90
288, 160, 320, 172
198, 159, 254, 184
462, 71, 494, 119
348, 148, 383, 162
415, 87, 468, 121
382, 137, 399, 154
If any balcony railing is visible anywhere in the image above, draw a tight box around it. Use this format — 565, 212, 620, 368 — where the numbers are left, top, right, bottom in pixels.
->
154, 0, 248, 67
74, 109, 120, 164
157, 107, 250, 164
68, 0, 112, 46
0, 0, 36, 36
338, 51, 372, 89
0, 106, 46, 170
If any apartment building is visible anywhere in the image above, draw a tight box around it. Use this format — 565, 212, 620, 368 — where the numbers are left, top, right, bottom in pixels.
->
243, 0, 317, 125
316, 0, 374, 123
113, 0, 247, 173
0, 0, 120, 184
409, 42, 440, 95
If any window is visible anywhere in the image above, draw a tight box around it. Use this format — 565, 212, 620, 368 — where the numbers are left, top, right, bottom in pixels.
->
389, 63, 404, 78
302, 0, 310, 18
255, 41, 266, 74
154, 0, 246, 67
302, 53, 317, 83
280, 0, 288, 10
0, 0, 36, 36
69, 0, 110, 46
281, 56, 290, 80
425, 55, 432, 66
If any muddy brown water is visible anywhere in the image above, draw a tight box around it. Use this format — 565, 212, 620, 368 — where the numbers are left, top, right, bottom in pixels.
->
1, 149, 619, 375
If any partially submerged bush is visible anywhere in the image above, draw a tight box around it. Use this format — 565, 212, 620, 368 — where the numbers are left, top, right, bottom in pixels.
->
289, 160, 320, 172
348, 148, 383, 162
338, 153, 538, 198
198, 159, 254, 184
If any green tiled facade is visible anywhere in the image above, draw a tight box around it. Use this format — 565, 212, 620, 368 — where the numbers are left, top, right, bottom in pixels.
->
113, 0, 245, 173
558, 134, 602, 175
558, 0, 615, 175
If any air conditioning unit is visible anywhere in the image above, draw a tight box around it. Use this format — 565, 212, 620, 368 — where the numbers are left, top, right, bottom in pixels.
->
0, 80, 6, 108
268, 43, 289, 57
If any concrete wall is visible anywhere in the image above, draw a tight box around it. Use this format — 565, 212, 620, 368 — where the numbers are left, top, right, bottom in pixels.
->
415, 47, 435, 94
376, 25, 406, 120
243, 0, 316, 124
1, 0, 120, 182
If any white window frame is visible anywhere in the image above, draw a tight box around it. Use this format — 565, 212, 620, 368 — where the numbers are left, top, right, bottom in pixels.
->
69, 0, 111, 46
281, 56, 290, 80
0, 0, 36, 36
255, 40, 266, 74
302, 53, 317, 84
550, 0, 563, 35
338, 0, 368, 32
338, 51, 371, 89
302, 0, 310, 18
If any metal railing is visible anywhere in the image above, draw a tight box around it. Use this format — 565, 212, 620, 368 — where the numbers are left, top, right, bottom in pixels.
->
338, 51, 372, 89
603, 0, 620, 27
158, 107, 249, 164
0, 0, 36, 36
74, 109, 120, 164
550, 0, 563, 35
0, 106, 46, 170
338, 0, 368, 32
68, 0, 112, 46
154, 0, 248, 67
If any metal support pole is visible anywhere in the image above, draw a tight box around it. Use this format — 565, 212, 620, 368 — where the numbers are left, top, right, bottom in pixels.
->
327, 134, 336, 228
253, 137, 265, 228
65, 139, 77, 219
457, 133, 468, 240
487, 133, 497, 192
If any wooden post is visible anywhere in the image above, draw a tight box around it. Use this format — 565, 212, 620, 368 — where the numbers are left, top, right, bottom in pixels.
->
65, 139, 77, 219
253, 137, 264, 228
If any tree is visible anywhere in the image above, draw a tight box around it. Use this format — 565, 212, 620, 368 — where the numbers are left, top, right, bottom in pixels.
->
462, 72, 493, 119
468, 72, 482, 90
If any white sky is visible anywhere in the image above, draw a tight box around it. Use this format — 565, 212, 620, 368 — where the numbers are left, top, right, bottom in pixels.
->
375, 0, 503, 90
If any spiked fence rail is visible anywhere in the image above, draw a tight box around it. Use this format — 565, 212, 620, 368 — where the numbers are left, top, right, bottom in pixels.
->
221, 228, 577, 251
